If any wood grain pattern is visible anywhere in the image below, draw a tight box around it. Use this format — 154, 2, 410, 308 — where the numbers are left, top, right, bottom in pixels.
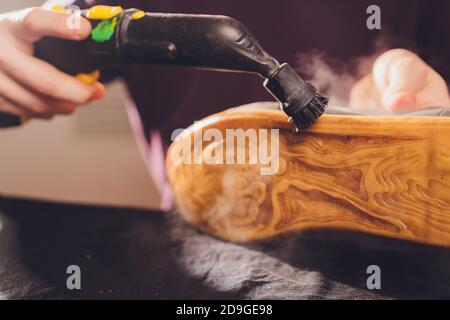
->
166, 106, 450, 247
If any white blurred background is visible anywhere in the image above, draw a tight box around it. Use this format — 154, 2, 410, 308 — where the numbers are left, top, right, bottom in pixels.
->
0, 0, 161, 209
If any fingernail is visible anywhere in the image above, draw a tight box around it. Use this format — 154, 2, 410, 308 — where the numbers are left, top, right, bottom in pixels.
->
92, 83, 105, 100
71, 19, 91, 40
80, 19, 92, 35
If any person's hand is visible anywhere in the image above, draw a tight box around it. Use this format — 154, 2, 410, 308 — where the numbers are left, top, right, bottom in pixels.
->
0, 7, 104, 119
350, 49, 450, 114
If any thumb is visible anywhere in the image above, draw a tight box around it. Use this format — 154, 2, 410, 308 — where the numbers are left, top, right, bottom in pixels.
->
373, 49, 428, 114
13, 7, 91, 42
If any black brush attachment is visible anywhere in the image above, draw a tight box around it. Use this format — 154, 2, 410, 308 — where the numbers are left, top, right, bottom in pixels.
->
264, 63, 328, 131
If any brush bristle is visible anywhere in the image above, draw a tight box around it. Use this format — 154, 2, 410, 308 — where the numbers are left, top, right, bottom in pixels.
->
290, 93, 329, 131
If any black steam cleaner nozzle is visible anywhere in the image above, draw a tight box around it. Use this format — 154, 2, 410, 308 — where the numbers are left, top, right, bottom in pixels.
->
0, 7, 328, 130
264, 63, 329, 131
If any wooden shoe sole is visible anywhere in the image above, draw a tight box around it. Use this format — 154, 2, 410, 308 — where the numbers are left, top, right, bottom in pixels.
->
166, 105, 450, 247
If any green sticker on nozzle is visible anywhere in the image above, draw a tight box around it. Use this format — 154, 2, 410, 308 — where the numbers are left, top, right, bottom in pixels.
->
91, 16, 118, 43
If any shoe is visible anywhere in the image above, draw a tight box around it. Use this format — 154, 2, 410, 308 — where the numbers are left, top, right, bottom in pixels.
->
166, 102, 450, 247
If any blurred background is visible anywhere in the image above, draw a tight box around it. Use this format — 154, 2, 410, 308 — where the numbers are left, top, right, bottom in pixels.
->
0, 0, 161, 209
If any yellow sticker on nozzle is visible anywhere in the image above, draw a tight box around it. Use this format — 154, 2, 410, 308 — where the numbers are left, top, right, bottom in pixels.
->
76, 70, 101, 85
51, 5, 69, 13
86, 5, 123, 20
131, 11, 146, 20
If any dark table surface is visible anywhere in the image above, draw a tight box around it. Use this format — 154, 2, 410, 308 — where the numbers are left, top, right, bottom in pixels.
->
0, 195, 450, 300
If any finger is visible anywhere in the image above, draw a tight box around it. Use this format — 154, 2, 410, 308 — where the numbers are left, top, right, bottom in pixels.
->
0, 95, 34, 118
372, 49, 428, 113
349, 74, 383, 113
12, 7, 91, 42
40, 83, 104, 115
0, 71, 54, 117
0, 70, 86, 118
1, 48, 101, 105
42, 97, 77, 115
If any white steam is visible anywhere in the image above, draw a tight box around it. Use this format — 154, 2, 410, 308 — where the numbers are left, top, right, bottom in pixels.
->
294, 40, 388, 109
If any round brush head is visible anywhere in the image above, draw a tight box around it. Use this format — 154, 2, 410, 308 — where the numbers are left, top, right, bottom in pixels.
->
264, 63, 328, 131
